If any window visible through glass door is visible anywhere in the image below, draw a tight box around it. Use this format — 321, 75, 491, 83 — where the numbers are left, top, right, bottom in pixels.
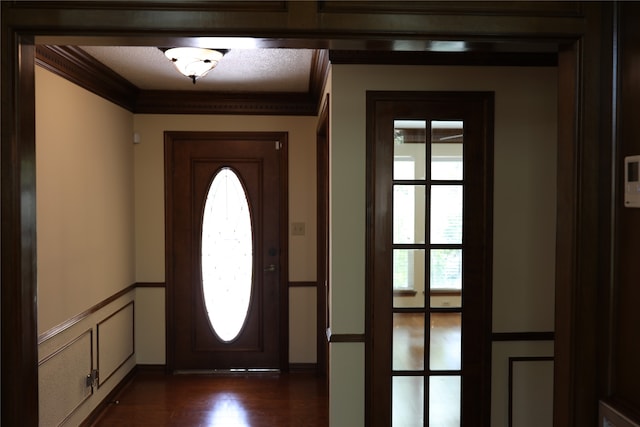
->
367, 91, 493, 427
392, 119, 464, 427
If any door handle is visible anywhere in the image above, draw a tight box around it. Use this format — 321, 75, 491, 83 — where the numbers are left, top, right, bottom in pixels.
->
264, 264, 277, 272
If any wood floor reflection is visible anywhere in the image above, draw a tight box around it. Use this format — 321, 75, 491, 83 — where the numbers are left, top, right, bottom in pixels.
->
392, 313, 462, 427
393, 312, 462, 371
92, 371, 328, 427
94, 315, 458, 427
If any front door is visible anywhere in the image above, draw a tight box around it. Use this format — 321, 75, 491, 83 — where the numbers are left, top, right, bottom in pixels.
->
165, 131, 288, 371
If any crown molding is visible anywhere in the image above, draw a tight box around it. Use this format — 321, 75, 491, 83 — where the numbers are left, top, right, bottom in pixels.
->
35, 45, 139, 111
135, 90, 317, 116
35, 45, 323, 116
310, 49, 330, 112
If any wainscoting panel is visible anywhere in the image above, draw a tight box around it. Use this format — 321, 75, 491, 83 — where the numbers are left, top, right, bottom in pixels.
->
97, 301, 135, 388
37, 289, 136, 426
491, 340, 554, 427
39, 330, 93, 427
509, 357, 554, 427
134, 286, 166, 364
289, 287, 317, 363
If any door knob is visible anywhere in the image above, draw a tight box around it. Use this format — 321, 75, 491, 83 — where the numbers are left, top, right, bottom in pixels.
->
264, 264, 276, 272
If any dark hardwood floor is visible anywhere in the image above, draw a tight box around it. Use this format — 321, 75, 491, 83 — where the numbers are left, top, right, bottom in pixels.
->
92, 370, 328, 427
93, 314, 459, 426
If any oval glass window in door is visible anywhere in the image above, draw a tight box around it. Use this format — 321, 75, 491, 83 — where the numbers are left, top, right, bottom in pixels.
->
201, 167, 253, 342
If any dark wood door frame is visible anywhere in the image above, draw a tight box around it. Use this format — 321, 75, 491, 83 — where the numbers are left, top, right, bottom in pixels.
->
164, 131, 289, 373
1, 4, 612, 426
316, 94, 330, 378
366, 91, 494, 426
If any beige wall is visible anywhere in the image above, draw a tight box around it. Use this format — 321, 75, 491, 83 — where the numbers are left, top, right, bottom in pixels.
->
36, 66, 136, 426
132, 114, 319, 364
329, 64, 557, 427
36, 67, 135, 333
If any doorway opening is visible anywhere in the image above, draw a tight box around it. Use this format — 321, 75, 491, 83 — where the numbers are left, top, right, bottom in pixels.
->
2, 9, 588, 424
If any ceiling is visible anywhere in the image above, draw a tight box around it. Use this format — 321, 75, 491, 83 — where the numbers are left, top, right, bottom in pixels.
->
79, 46, 316, 93
37, 44, 556, 116
34, 43, 328, 115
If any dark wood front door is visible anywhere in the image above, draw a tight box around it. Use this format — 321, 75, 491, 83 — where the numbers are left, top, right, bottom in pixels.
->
165, 131, 288, 371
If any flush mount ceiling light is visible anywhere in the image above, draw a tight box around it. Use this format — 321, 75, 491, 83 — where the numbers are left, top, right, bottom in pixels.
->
162, 47, 227, 84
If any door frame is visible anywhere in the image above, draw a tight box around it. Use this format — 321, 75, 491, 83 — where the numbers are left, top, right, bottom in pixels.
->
316, 94, 330, 377
365, 91, 494, 426
0, 4, 612, 426
163, 131, 289, 373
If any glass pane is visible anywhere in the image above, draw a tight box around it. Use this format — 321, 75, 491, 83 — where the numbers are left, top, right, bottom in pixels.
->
393, 249, 425, 308
394, 185, 425, 244
429, 313, 462, 371
393, 313, 424, 371
394, 120, 426, 180
429, 376, 461, 427
393, 376, 424, 427
201, 168, 253, 342
430, 185, 462, 244
431, 146, 463, 181
430, 249, 462, 292
431, 120, 463, 181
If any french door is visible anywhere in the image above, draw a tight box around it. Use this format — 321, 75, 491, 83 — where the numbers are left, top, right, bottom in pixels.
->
366, 92, 493, 426
165, 131, 288, 371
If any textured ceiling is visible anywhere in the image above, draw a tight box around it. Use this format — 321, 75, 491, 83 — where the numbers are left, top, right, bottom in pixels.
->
79, 46, 315, 92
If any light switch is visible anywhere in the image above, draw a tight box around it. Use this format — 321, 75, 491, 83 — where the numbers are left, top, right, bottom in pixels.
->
291, 222, 305, 236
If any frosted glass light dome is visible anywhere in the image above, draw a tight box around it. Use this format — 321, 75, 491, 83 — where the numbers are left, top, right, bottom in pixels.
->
164, 47, 225, 84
